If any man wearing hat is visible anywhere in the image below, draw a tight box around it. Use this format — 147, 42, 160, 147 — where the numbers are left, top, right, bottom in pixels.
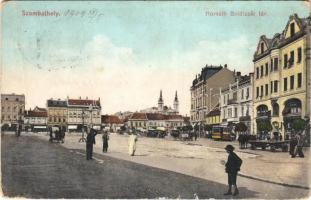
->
224, 144, 242, 196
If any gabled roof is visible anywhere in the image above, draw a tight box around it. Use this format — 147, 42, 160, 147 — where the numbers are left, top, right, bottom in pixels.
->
166, 114, 184, 120
206, 104, 220, 117
129, 113, 148, 120
101, 115, 123, 124
25, 110, 48, 117
146, 113, 167, 120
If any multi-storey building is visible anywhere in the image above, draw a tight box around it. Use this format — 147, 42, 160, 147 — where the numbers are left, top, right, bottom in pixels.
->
190, 64, 237, 123
24, 106, 48, 132
67, 97, 102, 131
253, 14, 310, 139
1, 93, 25, 130
220, 74, 254, 134
47, 99, 67, 130
128, 112, 185, 131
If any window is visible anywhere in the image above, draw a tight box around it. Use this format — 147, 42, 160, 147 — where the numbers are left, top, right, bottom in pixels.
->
289, 51, 294, 67
284, 77, 288, 91
5, 98, 8, 100
234, 108, 237, 118
228, 108, 232, 118
256, 87, 259, 98
256, 67, 259, 79
246, 88, 249, 99
260, 85, 263, 97
290, 22, 295, 37
297, 47, 302, 63
241, 107, 244, 116
241, 89, 244, 99
260, 65, 263, 77
265, 84, 268, 96
298, 73, 302, 88
270, 81, 273, 94
265, 63, 268, 76
15, 98, 19, 101
284, 54, 288, 68
272, 103, 279, 116
270, 59, 273, 72
261, 42, 264, 54
274, 80, 278, 93
290, 75, 294, 90
274, 58, 278, 71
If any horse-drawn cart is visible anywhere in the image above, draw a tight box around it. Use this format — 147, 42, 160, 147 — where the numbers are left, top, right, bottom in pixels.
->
248, 140, 289, 152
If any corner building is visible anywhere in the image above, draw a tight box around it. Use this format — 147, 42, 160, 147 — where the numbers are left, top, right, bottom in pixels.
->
253, 14, 310, 138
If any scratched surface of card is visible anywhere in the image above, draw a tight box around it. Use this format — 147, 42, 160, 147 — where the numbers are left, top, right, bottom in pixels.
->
1, 1, 311, 199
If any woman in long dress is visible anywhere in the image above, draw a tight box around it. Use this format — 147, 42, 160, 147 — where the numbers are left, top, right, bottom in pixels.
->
128, 133, 138, 156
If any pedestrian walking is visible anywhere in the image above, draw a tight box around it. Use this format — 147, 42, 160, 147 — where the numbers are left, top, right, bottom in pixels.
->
102, 131, 109, 153
128, 133, 138, 156
224, 144, 242, 196
86, 128, 97, 160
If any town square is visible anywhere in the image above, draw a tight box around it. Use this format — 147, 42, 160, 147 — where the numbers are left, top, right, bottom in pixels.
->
1, 1, 311, 199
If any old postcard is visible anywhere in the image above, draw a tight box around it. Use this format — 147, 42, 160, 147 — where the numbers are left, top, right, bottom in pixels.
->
1, 1, 310, 199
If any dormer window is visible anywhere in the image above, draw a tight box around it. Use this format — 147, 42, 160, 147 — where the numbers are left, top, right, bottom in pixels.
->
290, 23, 295, 37
260, 42, 264, 54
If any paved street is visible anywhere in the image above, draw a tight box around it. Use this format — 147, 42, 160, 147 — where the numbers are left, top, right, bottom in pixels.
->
2, 132, 310, 199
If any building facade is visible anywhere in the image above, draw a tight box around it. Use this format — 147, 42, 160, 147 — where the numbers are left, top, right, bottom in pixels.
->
24, 106, 48, 132
47, 99, 68, 130
220, 74, 254, 134
190, 64, 237, 123
101, 115, 123, 132
1, 93, 25, 130
67, 97, 102, 131
253, 14, 310, 139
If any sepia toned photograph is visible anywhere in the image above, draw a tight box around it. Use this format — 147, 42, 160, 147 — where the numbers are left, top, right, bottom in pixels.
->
0, 1, 310, 199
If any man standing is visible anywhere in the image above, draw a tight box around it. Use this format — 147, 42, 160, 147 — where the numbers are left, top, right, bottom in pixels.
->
102, 131, 109, 153
295, 132, 305, 158
86, 128, 97, 160
289, 133, 298, 158
224, 144, 242, 196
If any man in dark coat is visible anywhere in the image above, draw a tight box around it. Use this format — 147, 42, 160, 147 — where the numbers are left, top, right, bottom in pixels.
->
224, 144, 242, 196
86, 128, 97, 160
102, 131, 109, 153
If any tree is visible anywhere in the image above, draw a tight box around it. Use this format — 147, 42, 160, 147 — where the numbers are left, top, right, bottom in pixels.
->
257, 121, 272, 133
235, 122, 248, 133
292, 118, 306, 133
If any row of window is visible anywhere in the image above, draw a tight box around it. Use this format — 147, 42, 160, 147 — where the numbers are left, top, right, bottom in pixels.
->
256, 73, 302, 98
48, 117, 66, 123
256, 47, 302, 79
223, 106, 250, 119
1, 106, 23, 112
223, 87, 250, 105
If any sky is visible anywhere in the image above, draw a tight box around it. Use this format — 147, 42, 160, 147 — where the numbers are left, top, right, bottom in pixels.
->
1, 1, 310, 115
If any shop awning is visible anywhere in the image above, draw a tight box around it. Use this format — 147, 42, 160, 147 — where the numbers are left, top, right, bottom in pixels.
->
34, 126, 47, 129
92, 126, 101, 130
156, 127, 166, 131
68, 125, 77, 129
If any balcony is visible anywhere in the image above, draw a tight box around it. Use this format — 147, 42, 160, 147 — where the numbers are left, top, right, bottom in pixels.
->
227, 98, 237, 105
256, 111, 271, 119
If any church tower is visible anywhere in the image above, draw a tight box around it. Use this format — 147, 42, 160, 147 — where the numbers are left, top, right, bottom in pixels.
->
158, 90, 164, 111
173, 91, 179, 113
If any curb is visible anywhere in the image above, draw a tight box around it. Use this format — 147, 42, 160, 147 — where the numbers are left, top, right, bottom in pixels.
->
238, 173, 310, 190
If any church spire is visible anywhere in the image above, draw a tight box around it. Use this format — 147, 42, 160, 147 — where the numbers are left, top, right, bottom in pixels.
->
174, 91, 178, 101
173, 90, 179, 113
158, 90, 164, 111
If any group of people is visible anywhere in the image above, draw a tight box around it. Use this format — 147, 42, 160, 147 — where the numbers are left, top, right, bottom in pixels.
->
237, 133, 251, 149
85, 129, 139, 160
289, 132, 305, 158
49, 127, 66, 142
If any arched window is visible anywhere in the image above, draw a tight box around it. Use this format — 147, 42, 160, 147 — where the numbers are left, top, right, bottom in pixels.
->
272, 103, 279, 116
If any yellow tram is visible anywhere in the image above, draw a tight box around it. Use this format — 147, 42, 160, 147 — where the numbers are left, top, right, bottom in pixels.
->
212, 125, 232, 141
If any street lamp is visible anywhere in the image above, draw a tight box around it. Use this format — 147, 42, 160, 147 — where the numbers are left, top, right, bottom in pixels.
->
89, 104, 93, 129
79, 110, 86, 142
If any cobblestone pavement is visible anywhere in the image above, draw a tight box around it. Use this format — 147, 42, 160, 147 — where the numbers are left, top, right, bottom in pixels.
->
31, 132, 310, 199
3, 134, 309, 199
2, 134, 259, 199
